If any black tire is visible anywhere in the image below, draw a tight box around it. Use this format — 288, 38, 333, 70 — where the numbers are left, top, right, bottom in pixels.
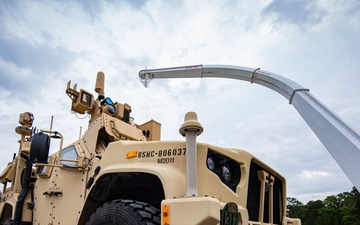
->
86, 199, 160, 225
30, 132, 50, 163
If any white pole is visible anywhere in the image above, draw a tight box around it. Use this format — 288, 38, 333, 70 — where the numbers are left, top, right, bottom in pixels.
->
179, 112, 203, 197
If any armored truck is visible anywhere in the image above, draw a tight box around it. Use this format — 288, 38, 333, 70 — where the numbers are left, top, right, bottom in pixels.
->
0, 71, 301, 225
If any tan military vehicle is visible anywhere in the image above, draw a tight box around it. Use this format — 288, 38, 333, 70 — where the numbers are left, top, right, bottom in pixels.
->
0, 71, 301, 225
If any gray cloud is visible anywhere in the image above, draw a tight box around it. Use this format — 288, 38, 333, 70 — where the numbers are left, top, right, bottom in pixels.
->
262, 0, 326, 29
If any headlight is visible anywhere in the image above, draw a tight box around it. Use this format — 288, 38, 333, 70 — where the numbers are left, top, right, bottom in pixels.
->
207, 156, 216, 171
221, 164, 232, 184
206, 149, 240, 192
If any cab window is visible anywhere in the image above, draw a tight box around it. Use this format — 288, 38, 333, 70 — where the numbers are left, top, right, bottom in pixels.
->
60, 145, 78, 167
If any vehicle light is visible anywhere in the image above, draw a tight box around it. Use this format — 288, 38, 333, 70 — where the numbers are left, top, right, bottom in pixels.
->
207, 156, 216, 171
101, 97, 114, 105
221, 164, 232, 184
162, 205, 170, 225
126, 151, 138, 159
107, 104, 117, 115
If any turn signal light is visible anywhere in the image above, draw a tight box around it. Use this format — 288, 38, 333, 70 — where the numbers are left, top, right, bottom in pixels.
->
162, 205, 170, 225
126, 151, 138, 159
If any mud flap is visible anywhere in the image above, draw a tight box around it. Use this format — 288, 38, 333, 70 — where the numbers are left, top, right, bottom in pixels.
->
221, 202, 239, 225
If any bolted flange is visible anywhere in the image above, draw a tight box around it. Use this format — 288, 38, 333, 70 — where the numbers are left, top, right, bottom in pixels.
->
179, 111, 204, 137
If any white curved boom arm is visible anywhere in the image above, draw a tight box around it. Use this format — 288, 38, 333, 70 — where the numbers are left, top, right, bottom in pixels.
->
139, 64, 360, 190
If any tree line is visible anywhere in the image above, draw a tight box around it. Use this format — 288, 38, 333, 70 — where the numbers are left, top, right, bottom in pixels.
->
287, 187, 360, 225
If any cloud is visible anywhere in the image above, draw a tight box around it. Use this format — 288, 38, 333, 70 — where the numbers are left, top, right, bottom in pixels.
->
262, 0, 326, 29
0, 0, 359, 205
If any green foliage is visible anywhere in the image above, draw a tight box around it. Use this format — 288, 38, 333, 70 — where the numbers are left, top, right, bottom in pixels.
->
287, 187, 360, 225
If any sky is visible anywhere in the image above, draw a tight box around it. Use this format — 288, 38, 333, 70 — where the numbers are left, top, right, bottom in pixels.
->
0, 0, 359, 204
